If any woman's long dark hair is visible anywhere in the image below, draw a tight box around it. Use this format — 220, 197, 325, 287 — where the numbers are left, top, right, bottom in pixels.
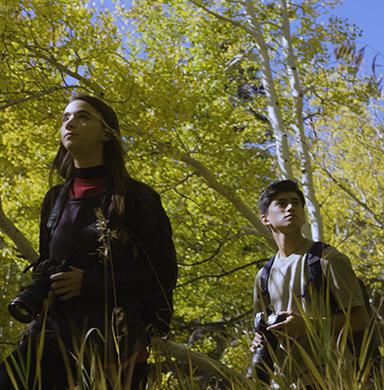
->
49, 94, 130, 215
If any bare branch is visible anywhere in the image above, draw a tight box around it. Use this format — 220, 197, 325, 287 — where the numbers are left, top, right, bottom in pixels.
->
188, 0, 255, 36
319, 165, 384, 228
0, 86, 76, 111
153, 338, 252, 387
175, 310, 253, 332
159, 144, 274, 245
247, 106, 270, 124
177, 258, 268, 288
22, 44, 104, 96
0, 197, 38, 263
179, 232, 250, 267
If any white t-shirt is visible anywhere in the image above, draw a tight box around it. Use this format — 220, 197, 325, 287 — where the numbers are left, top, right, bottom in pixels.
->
254, 240, 364, 314
253, 240, 366, 385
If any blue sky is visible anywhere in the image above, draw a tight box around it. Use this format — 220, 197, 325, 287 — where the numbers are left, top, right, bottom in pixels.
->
100, 0, 383, 77
331, 0, 383, 76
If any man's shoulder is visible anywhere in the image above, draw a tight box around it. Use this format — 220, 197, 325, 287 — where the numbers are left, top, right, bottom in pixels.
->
255, 241, 351, 275
320, 242, 350, 262
254, 252, 279, 286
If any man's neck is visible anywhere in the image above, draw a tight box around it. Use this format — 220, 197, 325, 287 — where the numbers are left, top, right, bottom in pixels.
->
272, 231, 309, 258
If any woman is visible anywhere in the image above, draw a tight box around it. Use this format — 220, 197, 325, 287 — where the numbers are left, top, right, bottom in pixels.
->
0, 95, 178, 389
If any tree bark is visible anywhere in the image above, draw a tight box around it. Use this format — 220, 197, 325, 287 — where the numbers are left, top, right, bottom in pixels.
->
153, 338, 253, 387
244, 0, 293, 180
160, 144, 275, 247
0, 196, 39, 263
280, 0, 324, 241
190, 0, 293, 180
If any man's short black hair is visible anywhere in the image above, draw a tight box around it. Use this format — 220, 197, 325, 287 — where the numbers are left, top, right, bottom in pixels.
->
259, 180, 305, 214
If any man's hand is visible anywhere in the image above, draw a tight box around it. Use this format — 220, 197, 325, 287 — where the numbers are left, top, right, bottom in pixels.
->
266, 311, 306, 338
50, 266, 83, 301
250, 332, 264, 353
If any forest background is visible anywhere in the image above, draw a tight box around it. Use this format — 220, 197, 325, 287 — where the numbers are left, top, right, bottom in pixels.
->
0, 0, 383, 386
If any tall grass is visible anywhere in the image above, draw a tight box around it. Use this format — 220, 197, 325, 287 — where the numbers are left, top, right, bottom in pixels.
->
2, 211, 383, 389
4, 304, 382, 389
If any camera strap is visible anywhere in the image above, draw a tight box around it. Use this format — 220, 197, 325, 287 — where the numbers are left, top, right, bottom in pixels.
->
22, 180, 74, 273
46, 179, 73, 238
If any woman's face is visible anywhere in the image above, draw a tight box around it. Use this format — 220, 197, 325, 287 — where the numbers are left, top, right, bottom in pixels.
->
60, 100, 107, 154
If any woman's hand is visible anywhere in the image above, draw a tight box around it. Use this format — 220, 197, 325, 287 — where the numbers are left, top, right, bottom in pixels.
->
266, 311, 306, 338
50, 266, 84, 301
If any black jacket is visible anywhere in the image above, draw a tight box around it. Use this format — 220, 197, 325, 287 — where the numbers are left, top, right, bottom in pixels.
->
38, 176, 177, 354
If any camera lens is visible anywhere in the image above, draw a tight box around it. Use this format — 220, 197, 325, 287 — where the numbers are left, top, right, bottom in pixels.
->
8, 299, 33, 323
7, 278, 50, 323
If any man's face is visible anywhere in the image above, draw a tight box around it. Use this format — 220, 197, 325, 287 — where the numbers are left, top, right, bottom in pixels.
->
261, 191, 305, 233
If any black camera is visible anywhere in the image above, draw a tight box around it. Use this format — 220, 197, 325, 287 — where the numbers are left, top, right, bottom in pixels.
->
8, 258, 69, 323
247, 312, 286, 382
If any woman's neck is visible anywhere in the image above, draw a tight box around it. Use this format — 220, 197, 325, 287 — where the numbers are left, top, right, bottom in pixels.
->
73, 156, 104, 168
74, 165, 106, 178
70, 145, 104, 168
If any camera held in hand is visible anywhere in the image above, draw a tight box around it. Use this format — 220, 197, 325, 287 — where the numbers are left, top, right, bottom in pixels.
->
8, 258, 69, 323
247, 312, 286, 382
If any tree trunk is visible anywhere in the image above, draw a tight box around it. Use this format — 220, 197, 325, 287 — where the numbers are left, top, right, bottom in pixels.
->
280, 0, 323, 240
153, 338, 252, 386
244, 0, 293, 180
160, 144, 275, 247
0, 196, 39, 263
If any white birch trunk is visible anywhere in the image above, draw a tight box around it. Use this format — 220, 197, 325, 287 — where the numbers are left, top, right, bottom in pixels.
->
280, 0, 324, 241
244, 0, 293, 180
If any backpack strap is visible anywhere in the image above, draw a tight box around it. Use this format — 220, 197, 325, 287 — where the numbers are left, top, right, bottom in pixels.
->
260, 242, 325, 310
306, 241, 340, 314
306, 241, 326, 290
259, 256, 276, 314
260, 242, 341, 314
25, 179, 112, 273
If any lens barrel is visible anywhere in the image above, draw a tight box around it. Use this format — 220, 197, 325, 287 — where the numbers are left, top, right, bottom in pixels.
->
7, 278, 50, 323
8, 299, 34, 323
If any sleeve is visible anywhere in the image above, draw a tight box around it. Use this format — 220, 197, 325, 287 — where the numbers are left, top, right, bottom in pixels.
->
321, 246, 365, 310
81, 189, 178, 301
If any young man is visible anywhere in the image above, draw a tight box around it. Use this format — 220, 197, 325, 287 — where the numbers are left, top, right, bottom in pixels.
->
251, 180, 369, 387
